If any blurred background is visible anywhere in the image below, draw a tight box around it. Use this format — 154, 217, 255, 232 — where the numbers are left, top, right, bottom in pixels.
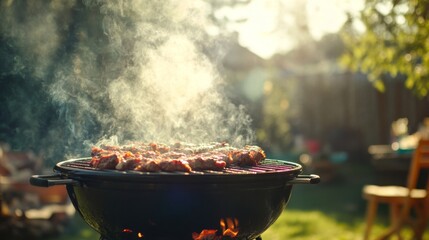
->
1, 0, 429, 239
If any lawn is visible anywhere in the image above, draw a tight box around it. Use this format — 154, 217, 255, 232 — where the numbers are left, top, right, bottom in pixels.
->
261, 159, 429, 240
50, 160, 429, 240
262, 162, 372, 240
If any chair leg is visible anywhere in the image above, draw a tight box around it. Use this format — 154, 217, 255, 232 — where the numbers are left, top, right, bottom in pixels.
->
364, 198, 378, 240
413, 207, 428, 240
390, 203, 403, 240
376, 203, 405, 240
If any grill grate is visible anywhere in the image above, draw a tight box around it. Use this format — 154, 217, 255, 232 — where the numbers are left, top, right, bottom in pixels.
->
59, 159, 297, 175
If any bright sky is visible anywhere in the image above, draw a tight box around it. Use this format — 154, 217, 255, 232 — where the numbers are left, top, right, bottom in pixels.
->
219, 0, 365, 59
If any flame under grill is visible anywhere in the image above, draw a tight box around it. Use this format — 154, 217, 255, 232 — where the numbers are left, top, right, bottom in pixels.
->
58, 159, 296, 176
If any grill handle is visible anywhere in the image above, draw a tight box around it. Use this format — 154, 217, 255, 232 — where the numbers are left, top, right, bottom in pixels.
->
289, 174, 320, 184
30, 173, 80, 187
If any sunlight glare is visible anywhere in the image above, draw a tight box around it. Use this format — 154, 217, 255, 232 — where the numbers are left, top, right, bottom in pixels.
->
306, 0, 364, 40
221, 0, 365, 59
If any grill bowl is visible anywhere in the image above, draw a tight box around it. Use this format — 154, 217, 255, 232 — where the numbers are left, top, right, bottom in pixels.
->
31, 158, 319, 240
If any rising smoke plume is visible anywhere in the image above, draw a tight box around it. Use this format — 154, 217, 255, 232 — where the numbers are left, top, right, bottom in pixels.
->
0, 0, 254, 161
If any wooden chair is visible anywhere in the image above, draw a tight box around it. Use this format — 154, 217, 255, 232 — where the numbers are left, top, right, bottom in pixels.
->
363, 139, 429, 240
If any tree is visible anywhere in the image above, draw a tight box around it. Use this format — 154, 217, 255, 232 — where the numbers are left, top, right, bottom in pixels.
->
340, 0, 429, 97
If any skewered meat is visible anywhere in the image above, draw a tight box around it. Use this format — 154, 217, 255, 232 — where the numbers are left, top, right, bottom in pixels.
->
90, 142, 266, 172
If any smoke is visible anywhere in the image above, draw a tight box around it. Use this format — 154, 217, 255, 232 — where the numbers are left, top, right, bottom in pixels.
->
0, 1, 75, 78
0, 0, 254, 160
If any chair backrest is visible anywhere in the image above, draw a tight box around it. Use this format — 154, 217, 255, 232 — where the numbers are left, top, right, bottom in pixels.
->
399, 139, 429, 220
407, 139, 429, 191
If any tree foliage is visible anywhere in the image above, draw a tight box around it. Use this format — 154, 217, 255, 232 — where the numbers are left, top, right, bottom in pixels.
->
340, 0, 429, 97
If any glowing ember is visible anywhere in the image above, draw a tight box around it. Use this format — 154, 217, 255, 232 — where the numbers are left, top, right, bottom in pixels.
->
220, 218, 239, 237
193, 217, 239, 239
122, 229, 144, 238
192, 229, 219, 240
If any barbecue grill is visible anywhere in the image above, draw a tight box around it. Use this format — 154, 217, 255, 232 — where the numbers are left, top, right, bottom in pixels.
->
31, 158, 319, 240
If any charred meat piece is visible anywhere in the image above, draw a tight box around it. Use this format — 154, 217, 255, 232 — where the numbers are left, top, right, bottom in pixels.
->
116, 158, 141, 171
134, 160, 161, 172
158, 159, 192, 172
187, 155, 226, 171
91, 152, 122, 169
91, 146, 104, 157
229, 146, 266, 166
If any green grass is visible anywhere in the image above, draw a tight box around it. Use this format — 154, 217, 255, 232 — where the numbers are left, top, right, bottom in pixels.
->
261, 209, 428, 240
262, 210, 363, 240
51, 161, 429, 240
260, 160, 429, 240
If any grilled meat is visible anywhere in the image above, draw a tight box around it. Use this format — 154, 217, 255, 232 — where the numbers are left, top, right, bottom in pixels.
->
134, 159, 161, 172
90, 142, 265, 172
90, 150, 122, 169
